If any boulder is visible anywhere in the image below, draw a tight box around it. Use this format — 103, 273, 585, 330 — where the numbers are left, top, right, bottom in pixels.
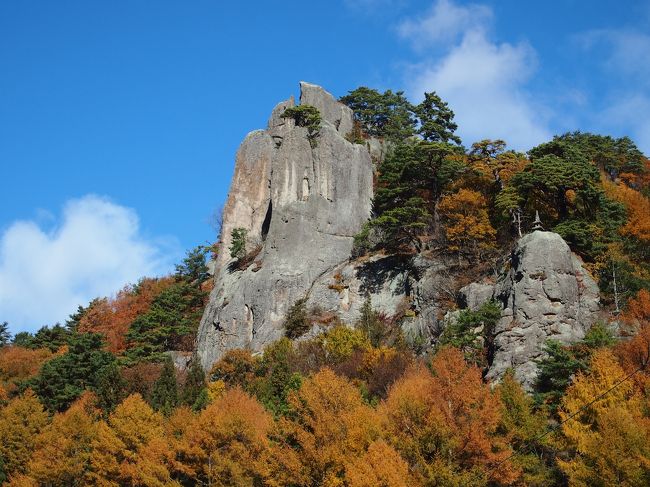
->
486, 231, 600, 389
458, 282, 495, 311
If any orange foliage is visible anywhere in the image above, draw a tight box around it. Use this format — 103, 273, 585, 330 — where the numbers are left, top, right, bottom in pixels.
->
88, 393, 177, 486
172, 387, 272, 485
380, 348, 518, 485
438, 189, 497, 256
603, 179, 650, 243
268, 368, 381, 486
558, 349, 650, 485
615, 290, 650, 391
0, 390, 49, 478
0, 346, 53, 395
344, 439, 418, 487
78, 277, 173, 353
622, 289, 650, 326
24, 393, 100, 485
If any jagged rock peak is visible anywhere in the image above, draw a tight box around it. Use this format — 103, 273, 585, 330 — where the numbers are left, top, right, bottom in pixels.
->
299, 81, 354, 135
196, 82, 373, 371
486, 230, 600, 389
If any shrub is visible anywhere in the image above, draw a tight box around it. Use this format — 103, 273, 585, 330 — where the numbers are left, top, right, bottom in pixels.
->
281, 105, 322, 147
284, 298, 311, 339
229, 227, 248, 260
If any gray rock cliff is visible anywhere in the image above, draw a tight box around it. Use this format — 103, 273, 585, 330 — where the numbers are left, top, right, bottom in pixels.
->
196, 82, 373, 370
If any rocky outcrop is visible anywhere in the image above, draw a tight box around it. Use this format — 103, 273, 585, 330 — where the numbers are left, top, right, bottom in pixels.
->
196, 82, 373, 370
486, 231, 600, 389
306, 253, 452, 342
196, 83, 602, 388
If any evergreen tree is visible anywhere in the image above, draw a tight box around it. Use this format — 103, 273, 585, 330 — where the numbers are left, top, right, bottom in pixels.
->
229, 227, 248, 260
11, 331, 33, 347
15, 324, 72, 351
251, 338, 302, 416
64, 303, 91, 333
182, 359, 208, 410
95, 362, 127, 413
30, 332, 116, 411
125, 281, 206, 360
150, 358, 179, 416
362, 140, 464, 250
356, 296, 389, 347
175, 245, 210, 286
340, 87, 416, 141
414, 91, 461, 145
283, 298, 310, 339
0, 322, 10, 347
534, 323, 615, 413
437, 300, 501, 366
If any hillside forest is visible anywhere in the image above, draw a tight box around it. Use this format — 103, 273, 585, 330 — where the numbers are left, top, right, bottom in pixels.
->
1, 86, 650, 486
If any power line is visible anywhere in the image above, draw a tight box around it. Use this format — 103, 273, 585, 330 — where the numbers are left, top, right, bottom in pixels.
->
486, 347, 650, 481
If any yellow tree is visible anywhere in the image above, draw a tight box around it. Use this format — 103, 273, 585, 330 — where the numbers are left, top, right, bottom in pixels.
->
267, 368, 381, 486
438, 189, 497, 259
344, 439, 418, 487
0, 390, 48, 478
88, 393, 178, 486
558, 349, 650, 486
498, 370, 557, 485
379, 348, 518, 486
173, 387, 272, 486
21, 393, 99, 486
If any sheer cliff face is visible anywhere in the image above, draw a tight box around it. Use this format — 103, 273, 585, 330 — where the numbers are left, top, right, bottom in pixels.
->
196, 82, 373, 370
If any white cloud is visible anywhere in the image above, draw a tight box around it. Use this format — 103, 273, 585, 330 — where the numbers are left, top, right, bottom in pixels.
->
0, 195, 177, 334
600, 93, 650, 154
400, 1, 550, 150
578, 28, 650, 153
397, 0, 492, 48
580, 29, 650, 82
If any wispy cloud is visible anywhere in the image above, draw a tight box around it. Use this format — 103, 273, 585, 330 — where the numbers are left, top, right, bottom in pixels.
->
397, 0, 492, 48
579, 27, 650, 152
0, 195, 177, 334
579, 29, 650, 82
398, 0, 550, 149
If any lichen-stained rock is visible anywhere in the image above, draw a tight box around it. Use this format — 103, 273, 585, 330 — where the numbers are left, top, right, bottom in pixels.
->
486, 230, 600, 389
196, 82, 373, 371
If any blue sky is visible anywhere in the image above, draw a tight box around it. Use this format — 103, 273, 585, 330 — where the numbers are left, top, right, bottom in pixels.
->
1, 0, 649, 333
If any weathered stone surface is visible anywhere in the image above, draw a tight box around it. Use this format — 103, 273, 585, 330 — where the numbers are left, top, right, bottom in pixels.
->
196, 83, 373, 371
486, 231, 600, 389
299, 81, 354, 137
458, 282, 495, 311
307, 253, 454, 346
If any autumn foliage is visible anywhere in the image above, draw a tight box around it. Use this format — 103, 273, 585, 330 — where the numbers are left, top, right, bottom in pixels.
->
78, 277, 174, 353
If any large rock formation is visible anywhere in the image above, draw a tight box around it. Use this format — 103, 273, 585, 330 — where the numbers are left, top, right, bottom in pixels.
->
196, 82, 602, 389
196, 82, 373, 370
486, 231, 600, 389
